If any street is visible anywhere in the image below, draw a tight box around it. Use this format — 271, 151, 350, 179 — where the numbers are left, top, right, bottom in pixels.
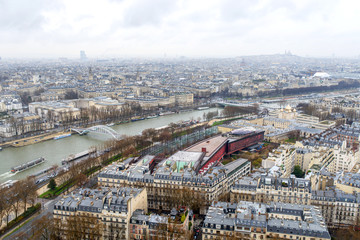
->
2, 197, 60, 240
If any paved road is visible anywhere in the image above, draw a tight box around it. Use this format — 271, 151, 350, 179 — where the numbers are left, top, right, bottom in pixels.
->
1, 176, 98, 240
2, 197, 60, 240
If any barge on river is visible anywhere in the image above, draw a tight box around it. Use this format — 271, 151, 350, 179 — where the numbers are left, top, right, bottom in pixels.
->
61, 149, 96, 165
11, 157, 45, 173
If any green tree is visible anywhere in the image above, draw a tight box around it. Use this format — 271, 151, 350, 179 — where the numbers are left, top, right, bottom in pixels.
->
252, 158, 262, 168
292, 165, 305, 178
48, 179, 57, 191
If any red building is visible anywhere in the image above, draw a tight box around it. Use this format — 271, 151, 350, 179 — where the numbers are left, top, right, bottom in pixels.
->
184, 131, 264, 174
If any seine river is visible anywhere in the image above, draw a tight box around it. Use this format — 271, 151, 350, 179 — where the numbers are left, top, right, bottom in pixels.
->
0, 108, 221, 183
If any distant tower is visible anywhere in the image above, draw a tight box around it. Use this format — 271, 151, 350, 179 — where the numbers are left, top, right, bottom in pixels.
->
135, 69, 140, 81
88, 67, 93, 81
80, 50, 87, 61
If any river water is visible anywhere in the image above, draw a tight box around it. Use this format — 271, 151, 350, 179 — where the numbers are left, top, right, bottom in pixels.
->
0, 108, 221, 183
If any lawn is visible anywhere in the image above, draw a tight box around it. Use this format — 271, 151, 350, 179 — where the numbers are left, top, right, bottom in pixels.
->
39, 180, 76, 199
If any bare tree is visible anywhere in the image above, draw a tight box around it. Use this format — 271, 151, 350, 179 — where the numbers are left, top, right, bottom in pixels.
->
142, 128, 157, 142
3, 188, 14, 225
54, 214, 103, 239
15, 213, 61, 240
0, 187, 7, 227
10, 182, 24, 219
18, 177, 37, 212
9, 116, 19, 136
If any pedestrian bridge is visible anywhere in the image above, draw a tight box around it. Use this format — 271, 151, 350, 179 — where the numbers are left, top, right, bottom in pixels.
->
71, 125, 122, 140
215, 101, 254, 108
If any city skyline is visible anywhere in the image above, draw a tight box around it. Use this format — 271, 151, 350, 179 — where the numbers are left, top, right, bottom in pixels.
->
1, 0, 360, 58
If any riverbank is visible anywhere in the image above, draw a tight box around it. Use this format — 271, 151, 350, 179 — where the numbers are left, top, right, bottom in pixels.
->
0, 131, 70, 148
0, 107, 221, 183
0, 109, 198, 149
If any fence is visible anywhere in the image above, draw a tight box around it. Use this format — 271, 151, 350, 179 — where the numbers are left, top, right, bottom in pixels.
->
141, 126, 219, 156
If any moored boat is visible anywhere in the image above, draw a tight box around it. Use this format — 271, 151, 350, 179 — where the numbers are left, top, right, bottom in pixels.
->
131, 117, 145, 122
159, 111, 175, 116
11, 157, 45, 173
54, 133, 71, 140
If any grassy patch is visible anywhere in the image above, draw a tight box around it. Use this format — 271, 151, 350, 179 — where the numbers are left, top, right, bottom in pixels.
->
252, 158, 262, 168
285, 137, 297, 143
102, 153, 122, 166
0, 204, 41, 236
85, 166, 102, 176
39, 180, 76, 199
212, 116, 243, 127
212, 120, 226, 126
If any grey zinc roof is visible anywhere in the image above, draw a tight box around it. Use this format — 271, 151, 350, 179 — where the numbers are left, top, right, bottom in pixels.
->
54, 187, 142, 214
232, 176, 258, 191
258, 175, 311, 192
267, 202, 330, 239
203, 201, 330, 239
99, 149, 249, 187
267, 219, 330, 239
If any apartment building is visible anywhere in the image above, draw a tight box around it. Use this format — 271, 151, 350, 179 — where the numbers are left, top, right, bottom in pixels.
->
0, 113, 49, 137
262, 144, 295, 177
202, 201, 330, 240
298, 126, 360, 173
334, 172, 360, 194
230, 175, 312, 205
329, 142, 359, 173
231, 172, 360, 230
98, 132, 264, 213
337, 124, 360, 145
294, 144, 334, 172
296, 114, 320, 125
53, 187, 147, 240
0, 98, 22, 113
29, 101, 80, 122
129, 208, 193, 240
312, 189, 360, 229
98, 152, 251, 213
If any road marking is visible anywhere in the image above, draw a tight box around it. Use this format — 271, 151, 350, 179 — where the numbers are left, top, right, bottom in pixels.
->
44, 200, 54, 209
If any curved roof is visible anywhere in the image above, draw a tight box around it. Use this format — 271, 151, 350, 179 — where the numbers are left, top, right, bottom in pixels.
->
313, 72, 330, 78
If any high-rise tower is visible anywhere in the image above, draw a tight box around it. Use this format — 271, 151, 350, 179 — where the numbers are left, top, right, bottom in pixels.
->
80, 50, 87, 61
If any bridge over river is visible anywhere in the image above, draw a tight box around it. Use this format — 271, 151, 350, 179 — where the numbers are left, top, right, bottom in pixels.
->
71, 125, 122, 140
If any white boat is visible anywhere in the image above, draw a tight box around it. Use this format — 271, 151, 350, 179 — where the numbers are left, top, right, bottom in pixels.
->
159, 111, 175, 116
198, 107, 210, 110
11, 157, 45, 173
54, 133, 71, 140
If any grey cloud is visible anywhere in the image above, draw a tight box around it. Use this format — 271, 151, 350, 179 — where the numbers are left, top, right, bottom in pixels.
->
0, 0, 62, 31
0, 0, 358, 58
219, 0, 262, 22
122, 0, 178, 27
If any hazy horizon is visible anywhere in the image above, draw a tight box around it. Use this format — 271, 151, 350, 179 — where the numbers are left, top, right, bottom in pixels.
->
1, 0, 360, 59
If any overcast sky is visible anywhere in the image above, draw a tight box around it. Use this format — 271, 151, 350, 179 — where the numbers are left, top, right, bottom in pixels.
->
1, 0, 359, 59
